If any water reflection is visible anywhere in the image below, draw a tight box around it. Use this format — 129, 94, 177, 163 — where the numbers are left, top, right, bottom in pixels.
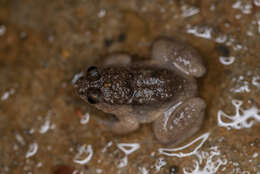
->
158, 132, 210, 158
183, 147, 227, 174
218, 100, 260, 130
26, 143, 38, 158
73, 144, 93, 165
117, 143, 140, 168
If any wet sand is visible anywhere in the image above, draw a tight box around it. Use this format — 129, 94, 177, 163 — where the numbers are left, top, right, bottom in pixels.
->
0, 0, 260, 173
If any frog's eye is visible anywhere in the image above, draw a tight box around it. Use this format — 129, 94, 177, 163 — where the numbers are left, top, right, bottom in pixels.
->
87, 88, 102, 104
87, 66, 100, 81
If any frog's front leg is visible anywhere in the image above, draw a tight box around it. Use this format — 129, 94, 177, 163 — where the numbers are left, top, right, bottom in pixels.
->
102, 113, 140, 135
94, 104, 140, 134
152, 97, 206, 145
151, 38, 206, 77
102, 53, 132, 66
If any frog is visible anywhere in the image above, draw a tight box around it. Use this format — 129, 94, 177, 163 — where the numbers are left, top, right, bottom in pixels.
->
74, 37, 206, 145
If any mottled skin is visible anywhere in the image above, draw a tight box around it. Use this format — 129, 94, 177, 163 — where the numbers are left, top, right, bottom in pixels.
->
74, 38, 207, 145
76, 66, 183, 105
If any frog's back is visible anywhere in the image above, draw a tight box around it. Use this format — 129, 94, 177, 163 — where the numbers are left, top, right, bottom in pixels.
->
126, 66, 184, 105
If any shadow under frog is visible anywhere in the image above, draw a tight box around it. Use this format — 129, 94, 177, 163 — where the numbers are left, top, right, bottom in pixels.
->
74, 38, 206, 146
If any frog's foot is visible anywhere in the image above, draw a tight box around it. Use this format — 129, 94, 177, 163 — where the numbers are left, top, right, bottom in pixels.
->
152, 97, 206, 145
151, 38, 206, 77
101, 114, 140, 135
102, 53, 132, 66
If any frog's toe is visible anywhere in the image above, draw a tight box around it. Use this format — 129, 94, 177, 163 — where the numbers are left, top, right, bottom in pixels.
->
152, 97, 206, 145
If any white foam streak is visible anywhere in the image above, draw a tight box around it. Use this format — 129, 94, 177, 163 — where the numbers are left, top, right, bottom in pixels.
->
254, 0, 260, 6
39, 112, 55, 134
97, 9, 106, 18
218, 100, 260, 130
15, 134, 25, 145
101, 141, 113, 153
117, 143, 140, 168
139, 167, 149, 174
80, 113, 90, 124
1, 88, 15, 101
186, 26, 212, 39
219, 56, 235, 65
117, 156, 128, 168
232, 0, 252, 14
73, 144, 93, 165
155, 158, 167, 172
26, 143, 38, 158
158, 132, 210, 158
252, 76, 260, 88
182, 6, 200, 17
71, 72, 83, 84
163, 101, 182, 129
183, 147, 227, 174
117, 143, 140, 155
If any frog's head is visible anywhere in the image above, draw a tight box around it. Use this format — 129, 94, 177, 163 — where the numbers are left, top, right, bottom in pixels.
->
74, 66, 104, 104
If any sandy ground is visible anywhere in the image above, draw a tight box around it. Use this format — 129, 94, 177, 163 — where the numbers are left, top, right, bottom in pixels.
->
0, 0, 260, 173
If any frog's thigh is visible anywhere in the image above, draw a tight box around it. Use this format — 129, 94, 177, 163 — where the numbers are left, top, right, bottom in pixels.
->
105, 114, 140, 135
102, 53, 132, 66
153, 97, 206, 145
151, 38, 206, 77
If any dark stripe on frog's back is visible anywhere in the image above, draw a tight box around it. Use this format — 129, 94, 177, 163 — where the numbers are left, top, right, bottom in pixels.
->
100, 66, 184, 105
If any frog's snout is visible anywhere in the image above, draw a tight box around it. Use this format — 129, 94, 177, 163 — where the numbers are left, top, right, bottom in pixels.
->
73, 81, 81, 96
73, 82, 79, 89
73, 78, 81, 90
73, 77, 86, 95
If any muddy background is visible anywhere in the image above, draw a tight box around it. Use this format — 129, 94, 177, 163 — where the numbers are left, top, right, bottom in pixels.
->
0, 0, 260, 174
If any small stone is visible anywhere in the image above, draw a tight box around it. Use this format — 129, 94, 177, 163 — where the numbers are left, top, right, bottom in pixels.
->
169, 165, 178, 174
104, 38, 113, 47
0, 25, 6, 36
20, 31, 28, 40
118, 33, 126, 42
53, 165, 75, 174
216, 45, 230, 57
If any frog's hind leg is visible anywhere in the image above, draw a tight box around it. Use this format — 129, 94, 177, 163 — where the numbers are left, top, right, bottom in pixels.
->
152, 97, 206, 145
151, 38, 206, 77
102, 53, 132, 66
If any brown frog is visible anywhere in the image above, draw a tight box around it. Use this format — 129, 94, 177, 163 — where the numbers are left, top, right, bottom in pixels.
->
74, 38, 206, 145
